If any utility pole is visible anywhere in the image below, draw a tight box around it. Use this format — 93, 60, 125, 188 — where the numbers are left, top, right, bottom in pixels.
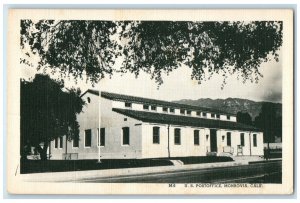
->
167, 124, 170, 158
97, 81, 101, 163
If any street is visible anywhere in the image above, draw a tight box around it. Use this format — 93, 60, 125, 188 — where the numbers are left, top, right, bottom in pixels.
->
77, 160, 282, 183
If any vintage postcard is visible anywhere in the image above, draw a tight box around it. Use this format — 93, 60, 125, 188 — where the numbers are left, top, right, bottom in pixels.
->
6, 9, 293, 194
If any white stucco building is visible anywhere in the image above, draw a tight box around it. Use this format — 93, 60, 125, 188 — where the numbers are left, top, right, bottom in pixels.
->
50, 90, 264, 160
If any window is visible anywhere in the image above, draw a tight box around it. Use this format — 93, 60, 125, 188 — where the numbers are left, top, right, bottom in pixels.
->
211, 113, 215, 118
240, 133, 245, 146
125, 102, 132, 108
216, 114, 220, 119
163, 107, 168, 112
187, 110, 191, 115
122, 127, 130, 145
196, 111, 201, 116
73, 137, 79, 148
98, 128, 105, 146
194, 130, 200, 145
222, 135, 225, 142
85, 129, 92, 147
226, 132, 231, 146
227, 115, 231, 120
180, 109, 185, 115
59, 137, 63, 148
54, 137, 58, 148
253, 134, 257, 147
143, 104, 149, 110
170, 108, 175, 113
174, 128, 181, 145
87, 97, 91, 103
202, 112, 207, 117
151, 106, 157, 111
153, 127, 160, 144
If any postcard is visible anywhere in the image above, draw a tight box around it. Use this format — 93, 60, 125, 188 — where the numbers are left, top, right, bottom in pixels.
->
6, 9, 293, 194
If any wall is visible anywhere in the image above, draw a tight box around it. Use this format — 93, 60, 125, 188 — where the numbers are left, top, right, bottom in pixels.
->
141, 124, 211, 158
140, 125, 264, 158
110, 100, 236, 122
50, 93, 143, 160
216, 130, 264, 156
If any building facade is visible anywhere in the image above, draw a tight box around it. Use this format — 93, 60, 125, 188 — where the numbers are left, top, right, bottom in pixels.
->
50, 90, 264, 160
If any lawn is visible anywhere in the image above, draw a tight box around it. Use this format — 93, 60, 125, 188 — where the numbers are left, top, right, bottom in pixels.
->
20, 156, 234, 174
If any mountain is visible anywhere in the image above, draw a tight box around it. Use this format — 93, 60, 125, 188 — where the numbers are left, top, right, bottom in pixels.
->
173, 98, 282, 120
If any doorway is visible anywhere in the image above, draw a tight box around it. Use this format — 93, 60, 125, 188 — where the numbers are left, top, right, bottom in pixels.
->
210, 129, 217, 152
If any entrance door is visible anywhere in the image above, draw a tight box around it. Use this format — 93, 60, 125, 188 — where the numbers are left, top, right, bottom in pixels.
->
210, 129, 217, 152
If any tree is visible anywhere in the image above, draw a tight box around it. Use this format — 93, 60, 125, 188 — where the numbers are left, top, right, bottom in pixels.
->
236, 111, 253, 125
254, 103, 281, 143
21, 20, 282, 86
21, 74, 85, 160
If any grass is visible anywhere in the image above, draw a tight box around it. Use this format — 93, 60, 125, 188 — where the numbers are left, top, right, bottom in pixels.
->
168, 156, 233, 165
20, 156, 234, 174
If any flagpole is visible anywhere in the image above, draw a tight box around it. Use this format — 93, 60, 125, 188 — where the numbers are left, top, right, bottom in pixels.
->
97, 81, 101, 163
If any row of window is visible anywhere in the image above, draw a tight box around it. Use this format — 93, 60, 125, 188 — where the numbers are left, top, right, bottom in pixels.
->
153, 128, 257, 146
125, 102, 231, 120
222, 132, 257, 147
55, 128, 257, 148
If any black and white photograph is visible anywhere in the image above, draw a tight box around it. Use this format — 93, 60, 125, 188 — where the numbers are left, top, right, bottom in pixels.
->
6, 9, 293, 194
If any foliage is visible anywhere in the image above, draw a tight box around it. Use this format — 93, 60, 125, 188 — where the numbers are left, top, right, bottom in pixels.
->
236, 111, 253, 125
21, 74, 85, 159
21, 20, 282, 87
254, 103, 282, 143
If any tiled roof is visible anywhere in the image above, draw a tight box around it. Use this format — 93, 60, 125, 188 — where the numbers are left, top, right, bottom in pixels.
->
112, 108, 260, 132
82, 89, 235, 116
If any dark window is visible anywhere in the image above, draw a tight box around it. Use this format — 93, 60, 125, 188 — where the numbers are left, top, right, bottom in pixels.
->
180, 109, 185, 114
174, 128, 181, 145
170, 108, 175, 113
253, 134, 257, 147
163, 107, 168, 112
240, 133, 245, 146
122, 127, 130, 145
216, 114, 220, 119
54, 138, 58, 148
98, 128, 105, 146
211, 113, 215, 118
227, 115, 231, 120
125, 102, 132, 108
202, 112, 207, 117
153, 127, 160, 144
151, 106, 157, 111
143, 104, 149, 110
73, 137, 79, 148
196, 111, 201, 116
59, 137, 63, 148
187, 110, 191, 115
87, 97, 91, 103
194, 130, 200, 145
85, 129, 92, 147
227, 132, 231, 146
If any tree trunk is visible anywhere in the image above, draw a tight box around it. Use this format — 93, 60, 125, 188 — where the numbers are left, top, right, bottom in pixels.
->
38, 142, 49, 160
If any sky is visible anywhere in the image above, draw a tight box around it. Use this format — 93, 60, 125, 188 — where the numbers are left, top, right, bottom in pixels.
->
21, 50, 282, 103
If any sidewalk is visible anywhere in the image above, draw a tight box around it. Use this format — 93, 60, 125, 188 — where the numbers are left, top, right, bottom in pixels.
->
20, 156, 268, 182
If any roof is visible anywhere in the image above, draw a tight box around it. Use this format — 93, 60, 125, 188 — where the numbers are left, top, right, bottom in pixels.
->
112, 108, 260, 132
82, 89, 235, 116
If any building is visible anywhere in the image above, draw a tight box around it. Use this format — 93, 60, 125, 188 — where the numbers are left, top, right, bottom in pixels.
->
50, 90, 264, 160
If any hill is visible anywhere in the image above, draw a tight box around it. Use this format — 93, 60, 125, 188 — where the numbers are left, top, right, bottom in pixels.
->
174, 98, 282, 120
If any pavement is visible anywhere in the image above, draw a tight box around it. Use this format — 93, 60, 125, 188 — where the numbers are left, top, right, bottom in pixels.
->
20, 156, 278, 182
